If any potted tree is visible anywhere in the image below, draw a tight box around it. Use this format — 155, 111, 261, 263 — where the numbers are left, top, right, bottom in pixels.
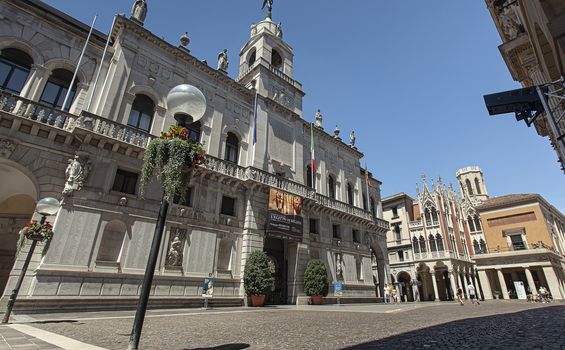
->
243, 250, 274, 307
304, 259, 329, 305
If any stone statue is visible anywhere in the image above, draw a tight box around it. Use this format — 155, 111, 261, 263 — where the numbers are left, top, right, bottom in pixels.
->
63, 155, 91, 196
499, 9, 521, 40
349, 130, 356, 147
334, 125, 340, 139
262, 0, 274, 19
217, 49, 228, 72
180, 32, 190, 49
250, 23, 257, 36
131, 0, 147, 25
276, 22, 283, 38
315, 109, 323, 129
165, 234, 183, 267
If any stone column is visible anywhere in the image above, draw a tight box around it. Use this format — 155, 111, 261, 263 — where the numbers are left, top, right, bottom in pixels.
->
449, 271, 458, 300
478, 270, 493, 299
472, 273, 481, 299
431, 270, 440, 301
497, 269, 510, 299
542, 266, 565, 300
459, 273, 467, 298
524, 267, 537, 295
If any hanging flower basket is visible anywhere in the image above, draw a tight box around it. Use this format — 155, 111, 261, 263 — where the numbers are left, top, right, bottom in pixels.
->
140, 125, 206, 201
20, 221, 54, 242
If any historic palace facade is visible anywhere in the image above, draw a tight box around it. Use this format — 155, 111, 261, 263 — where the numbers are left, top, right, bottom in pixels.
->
383, 167, 489, 302
0, 0, 389, 311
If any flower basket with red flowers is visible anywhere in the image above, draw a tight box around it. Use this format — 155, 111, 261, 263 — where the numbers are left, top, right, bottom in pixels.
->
140, 125, 207, 201
19, 221, 54, 242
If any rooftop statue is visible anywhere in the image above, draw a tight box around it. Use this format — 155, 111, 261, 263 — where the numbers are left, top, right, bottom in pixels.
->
217, 49, 228, 72
262, 0, 273, 19
131, 0, 147, 25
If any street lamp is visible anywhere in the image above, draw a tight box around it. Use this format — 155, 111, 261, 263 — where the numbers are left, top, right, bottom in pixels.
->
2, 197, 60, 323
128, 84, 206, 350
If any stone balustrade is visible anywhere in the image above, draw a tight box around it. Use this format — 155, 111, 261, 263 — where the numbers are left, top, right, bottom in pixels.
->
409, 220, 423, 228
76, 111, 153, 148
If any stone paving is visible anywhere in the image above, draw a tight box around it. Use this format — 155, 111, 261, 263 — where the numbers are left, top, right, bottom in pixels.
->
0, 325, 62, 350
0, 301, 563, 349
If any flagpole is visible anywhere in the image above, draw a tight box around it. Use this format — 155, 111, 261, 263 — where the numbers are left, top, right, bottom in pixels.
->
251, 89, 258, 166
87, 14, 116, 112
310, 123, 315, 190
364, 160, 371, 213
62, 14, 98, 112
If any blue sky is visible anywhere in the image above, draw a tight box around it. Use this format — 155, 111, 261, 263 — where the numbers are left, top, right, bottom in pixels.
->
44, 0, 564, 211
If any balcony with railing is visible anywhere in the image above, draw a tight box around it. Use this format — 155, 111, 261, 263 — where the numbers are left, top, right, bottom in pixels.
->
408, 220, 422, 228
482, 241, 560, 255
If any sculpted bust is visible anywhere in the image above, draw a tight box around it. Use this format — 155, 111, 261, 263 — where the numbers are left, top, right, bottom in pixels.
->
131, 0, 147, 24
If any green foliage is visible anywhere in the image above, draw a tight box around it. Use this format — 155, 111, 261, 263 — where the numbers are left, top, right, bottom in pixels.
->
243, 250, 274, 296
303, 259, 329, 296
140, 125, 206, 201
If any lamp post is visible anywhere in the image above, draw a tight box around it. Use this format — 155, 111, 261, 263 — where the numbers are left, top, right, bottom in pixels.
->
128, 84, 206, 350
2, 197, 60, 324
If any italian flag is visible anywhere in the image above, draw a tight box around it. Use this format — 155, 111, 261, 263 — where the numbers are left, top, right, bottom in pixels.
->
310, 124, 316, 173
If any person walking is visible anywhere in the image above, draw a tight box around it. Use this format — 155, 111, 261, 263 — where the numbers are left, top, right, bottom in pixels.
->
467, 283, 480, 305
456, 287, 464, 305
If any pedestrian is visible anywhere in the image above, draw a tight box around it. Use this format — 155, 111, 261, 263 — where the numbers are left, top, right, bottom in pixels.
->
391, 288, 398, 304
467, 283, 479, 305
456, 287, 464, 305
384, 286, 390, 304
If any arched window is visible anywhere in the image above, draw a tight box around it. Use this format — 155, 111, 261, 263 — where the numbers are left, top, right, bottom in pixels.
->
429, 234, 437, 252
475, 178, 482, 194
96, 221, 127, 262
436, 233, 444, 251
473, 239, 480, 255
347, 183, 354, 205
474, 215, 481, 231
431, 207, 438, 223
306, 165, 315, 189
127, 94, 155, 132
467, 215, 476, 232
479, 238, 487, 254
424, 208, 432, 226
187, 120, 201, 142
271, 49, 283, 71
412, 237, 420, 253
248, 49, 256, 66
328, 175, 336, 199
370, 197, 376, 217
419, 235, 427, 253
0, 48, 33, 94
39, 69, 78, 111
466, 179, 473, 195
224, 132, 239, 163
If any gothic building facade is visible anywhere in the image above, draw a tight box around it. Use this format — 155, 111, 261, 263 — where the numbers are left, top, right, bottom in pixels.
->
0, 0, 389, 311
382, 167, 489, 302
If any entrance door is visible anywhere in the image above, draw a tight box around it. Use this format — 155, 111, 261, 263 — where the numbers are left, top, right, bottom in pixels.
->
264, 236, 287, 305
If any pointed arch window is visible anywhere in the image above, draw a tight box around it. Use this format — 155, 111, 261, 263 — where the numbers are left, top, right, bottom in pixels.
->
429, 234, 437, 252
424, 208, 432, 226
450, 235, 457, 253
474, 215, 481, 231
436, 233, 444, 251
473, 239, 480, 255
475, 178, 482, 194
431, 207, 439, 224
412, 236, 420, 253
347, 183, 354, 205
466, 179, 474, 195
224, 132, 239, 164
479, 238, 487, 254
39, 68, 78, 111
468, 215, 476, 232
419, 235, 427, 253
328, 175, 336, 199
127, 94, 155, 132
0, 48, 33, 94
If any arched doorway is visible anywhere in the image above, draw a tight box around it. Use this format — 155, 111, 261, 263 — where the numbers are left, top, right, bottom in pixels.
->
0, 161, 38, 296
416, 263, 434, 301
397, 271, 414, 302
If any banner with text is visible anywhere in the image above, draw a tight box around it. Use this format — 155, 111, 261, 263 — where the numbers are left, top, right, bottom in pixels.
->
267, 188, 303, 241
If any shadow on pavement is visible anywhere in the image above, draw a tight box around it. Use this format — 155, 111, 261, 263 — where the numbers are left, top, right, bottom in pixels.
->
344, 305, 565, 350
30, 320, 80, 324
184, 344, 250, 350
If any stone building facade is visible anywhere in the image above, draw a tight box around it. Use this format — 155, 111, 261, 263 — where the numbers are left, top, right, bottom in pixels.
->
382, 167, 489, 302
474, 194, 565, 300
486, 0, 565, 172
0, 0, 389, 311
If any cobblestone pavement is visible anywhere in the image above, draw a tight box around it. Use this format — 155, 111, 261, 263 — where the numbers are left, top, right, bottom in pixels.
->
2, 302, 564, 350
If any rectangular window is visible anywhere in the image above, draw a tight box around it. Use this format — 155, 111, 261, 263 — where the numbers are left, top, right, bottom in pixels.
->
352, 229, 359, 243
309, 218, 318, 234
332, 224, 340, 239
510, 234, 526, 250
398, 251, 404, 262
220, 196, 236, 216
112, 169, 138, 194
173, 187, 193, 207
392, 207, 398, 218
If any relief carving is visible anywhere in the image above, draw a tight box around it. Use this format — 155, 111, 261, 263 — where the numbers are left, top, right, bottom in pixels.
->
63, 155, 92, 196
165, 227, 187, 267
0, 138, 16, 158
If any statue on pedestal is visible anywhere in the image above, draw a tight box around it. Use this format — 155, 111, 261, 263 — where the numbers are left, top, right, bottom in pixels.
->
315, 109, 323, 129
131, 0, 147, 25
262, 0, 274, 19
217, 49, 229, 72
349, 130, 356, 147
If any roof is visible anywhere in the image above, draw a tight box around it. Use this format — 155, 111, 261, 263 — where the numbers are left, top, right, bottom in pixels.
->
476, 193, 565, 219
382, 192, 414, 204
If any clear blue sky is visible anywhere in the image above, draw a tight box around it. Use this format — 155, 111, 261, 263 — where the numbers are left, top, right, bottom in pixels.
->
44, 0, 564, 211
